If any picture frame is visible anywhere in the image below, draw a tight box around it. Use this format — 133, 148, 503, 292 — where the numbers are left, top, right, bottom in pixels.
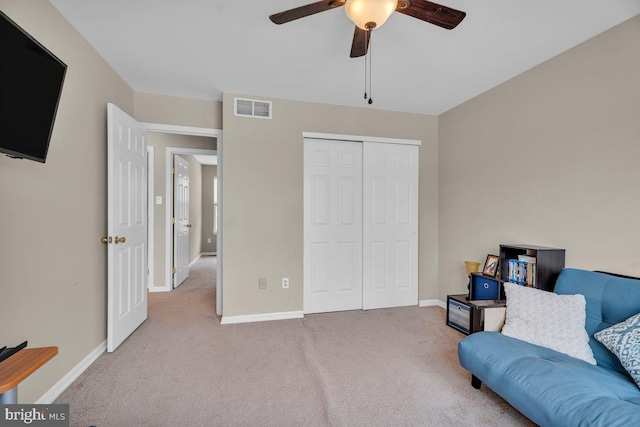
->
482, 254, 500, 277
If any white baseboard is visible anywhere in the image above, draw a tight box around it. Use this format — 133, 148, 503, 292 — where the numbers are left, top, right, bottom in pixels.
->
201, 252, 216, 256
189, 254, 202, 268
221, 311, 304, 325
149, 286, 171, 293
419, 299, 446, 309
36, 340, 106, 404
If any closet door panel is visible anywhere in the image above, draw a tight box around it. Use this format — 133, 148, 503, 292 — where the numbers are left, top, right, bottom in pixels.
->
363, 142, 419, 310
304, 139, 363, 313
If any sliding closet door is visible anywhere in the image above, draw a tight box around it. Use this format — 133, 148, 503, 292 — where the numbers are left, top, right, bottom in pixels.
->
303, 139, 363, 314
363, 142, 419, 310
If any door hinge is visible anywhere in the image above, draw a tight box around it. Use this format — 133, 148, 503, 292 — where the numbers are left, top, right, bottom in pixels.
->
172, 267, 177, 274
172, 217, 177, 224
172, 167, 177, 174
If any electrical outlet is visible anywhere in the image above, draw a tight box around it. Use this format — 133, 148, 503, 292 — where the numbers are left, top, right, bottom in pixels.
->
207, 238, 212, 243
282, 278, 289, 289
259, 278, 267, 289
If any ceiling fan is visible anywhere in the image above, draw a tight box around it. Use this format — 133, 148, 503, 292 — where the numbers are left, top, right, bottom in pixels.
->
269, 0, 466, 58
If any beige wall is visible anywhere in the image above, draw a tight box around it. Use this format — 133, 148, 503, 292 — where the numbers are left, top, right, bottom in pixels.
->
202, 166, 218, 253
438, 15, 640, 301
222, 93, 438, 316
134, 92, 222, 129
147, 133, 216, 289
0, 0, 134, 403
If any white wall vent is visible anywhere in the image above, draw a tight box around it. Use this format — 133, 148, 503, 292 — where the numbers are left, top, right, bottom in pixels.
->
234, 97, 272, 119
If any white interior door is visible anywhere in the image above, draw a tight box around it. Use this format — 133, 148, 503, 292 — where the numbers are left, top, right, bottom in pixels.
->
107, 103, 148, 352
304, 139, 363, 314
363, 142, 419, 310
173, 155, 190, 288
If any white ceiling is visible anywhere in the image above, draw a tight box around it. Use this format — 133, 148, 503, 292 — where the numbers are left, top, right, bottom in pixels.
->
193, 154, 217, 166
49, 0, 640, 115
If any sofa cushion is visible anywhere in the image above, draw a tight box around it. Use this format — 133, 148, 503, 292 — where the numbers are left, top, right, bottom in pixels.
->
555, 269, 640, 375
594, 311, 640, 389
459, 332, 640, 427
501, 282, 595, 364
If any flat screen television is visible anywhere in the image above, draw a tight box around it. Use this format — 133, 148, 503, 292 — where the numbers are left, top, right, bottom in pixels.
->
0, 11, 67, 163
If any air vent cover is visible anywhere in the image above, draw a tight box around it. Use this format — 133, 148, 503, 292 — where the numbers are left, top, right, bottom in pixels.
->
234, 97, 272, 119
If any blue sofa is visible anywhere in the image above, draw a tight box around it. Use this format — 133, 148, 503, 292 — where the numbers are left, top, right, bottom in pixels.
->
458, 268, 640, 426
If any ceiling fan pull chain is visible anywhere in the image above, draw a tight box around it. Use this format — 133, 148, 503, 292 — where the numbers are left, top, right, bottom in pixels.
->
368, 31, 373, 105
364, 32, 368, 100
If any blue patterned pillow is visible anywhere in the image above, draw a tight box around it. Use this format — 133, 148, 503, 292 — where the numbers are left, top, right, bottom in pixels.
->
594, 312, 640, 388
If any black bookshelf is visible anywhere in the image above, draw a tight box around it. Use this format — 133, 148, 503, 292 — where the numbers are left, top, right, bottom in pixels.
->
499, 244, 565, 292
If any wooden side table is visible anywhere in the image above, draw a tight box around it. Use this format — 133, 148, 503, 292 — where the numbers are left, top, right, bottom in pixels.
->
0, 346, 57, 404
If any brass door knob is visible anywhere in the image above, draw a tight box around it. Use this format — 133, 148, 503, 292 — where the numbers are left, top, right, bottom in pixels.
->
101, 237, 112, 244
114, 236, 126, 244
186, 224, 192, 228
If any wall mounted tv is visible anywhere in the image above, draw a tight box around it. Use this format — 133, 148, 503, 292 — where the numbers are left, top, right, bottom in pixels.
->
0, 11, 67, 163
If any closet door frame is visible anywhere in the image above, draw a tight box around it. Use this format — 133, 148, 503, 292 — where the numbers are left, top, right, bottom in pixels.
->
302, 132, 421, 313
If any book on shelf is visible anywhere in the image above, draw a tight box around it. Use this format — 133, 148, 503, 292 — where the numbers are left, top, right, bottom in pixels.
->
517, 255, 536, 264
508, 258, 537, 287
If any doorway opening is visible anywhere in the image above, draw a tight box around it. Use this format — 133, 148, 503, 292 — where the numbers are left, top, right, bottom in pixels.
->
168, 149, 217, 290
143, 123, 223, 316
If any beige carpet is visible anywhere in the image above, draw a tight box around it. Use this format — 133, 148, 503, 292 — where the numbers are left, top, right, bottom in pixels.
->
56, 256, 534, 426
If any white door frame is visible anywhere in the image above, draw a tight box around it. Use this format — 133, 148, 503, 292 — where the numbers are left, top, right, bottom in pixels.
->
302, 132, 421, 147
147, 146, 155, 290
142, 123, 224, 316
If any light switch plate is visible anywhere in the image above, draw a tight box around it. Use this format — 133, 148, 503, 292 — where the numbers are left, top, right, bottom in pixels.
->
155, 196, 162, 205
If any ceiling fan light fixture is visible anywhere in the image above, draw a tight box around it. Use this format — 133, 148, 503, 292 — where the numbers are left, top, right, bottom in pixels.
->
344, 0, 398, 31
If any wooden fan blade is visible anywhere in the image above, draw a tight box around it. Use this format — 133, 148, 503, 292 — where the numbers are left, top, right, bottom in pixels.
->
397, 1, 466, 30
350, 26, 370, 58
269, 1, 345, 25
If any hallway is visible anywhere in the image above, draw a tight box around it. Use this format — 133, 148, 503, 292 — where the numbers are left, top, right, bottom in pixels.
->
150, 255, 217, 319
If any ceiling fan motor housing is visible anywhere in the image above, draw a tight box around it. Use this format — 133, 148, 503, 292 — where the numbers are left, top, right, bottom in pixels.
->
345, 0, 399, 30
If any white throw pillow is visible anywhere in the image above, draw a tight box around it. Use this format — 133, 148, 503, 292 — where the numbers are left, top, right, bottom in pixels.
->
501, 282, 596, 365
